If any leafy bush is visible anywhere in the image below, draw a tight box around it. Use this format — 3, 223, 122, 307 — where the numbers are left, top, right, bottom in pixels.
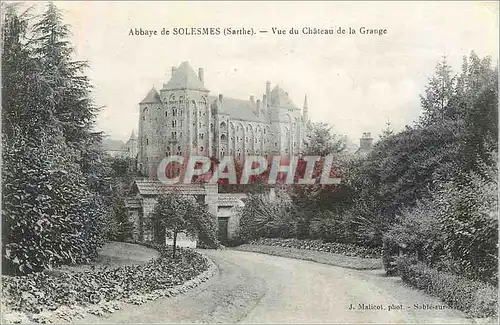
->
381, 238, 399, 276
248, 237, 381, 258
148, 193, 219, 256
238, 194, 295, 242
437, 165, 498, 285
309, 210, 357, 244
386, 159, 498, 284
2, 244, 208, 316
2, 133, 104, 275
397, 257, 497, 318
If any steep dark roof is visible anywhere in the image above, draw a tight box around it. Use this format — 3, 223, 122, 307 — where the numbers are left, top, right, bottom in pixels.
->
140, 87, 161, 104
269, 85, 298, 109
163, 62, 208, 91
209, 96, 267, 123
133, 179, 217, 196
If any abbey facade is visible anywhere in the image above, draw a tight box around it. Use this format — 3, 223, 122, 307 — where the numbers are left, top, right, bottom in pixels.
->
137, 61, 308, 177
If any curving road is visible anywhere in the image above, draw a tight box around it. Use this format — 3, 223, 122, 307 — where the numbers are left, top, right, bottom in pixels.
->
77, 249, 472, 324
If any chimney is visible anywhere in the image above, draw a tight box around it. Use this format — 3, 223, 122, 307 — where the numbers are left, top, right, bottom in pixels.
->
266, 81, 271, 97
198, 68, 204, 84
360, 132, 373, 150
172, 66, 177, 76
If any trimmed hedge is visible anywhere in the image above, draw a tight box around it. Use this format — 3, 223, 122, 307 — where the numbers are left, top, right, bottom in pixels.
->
2, 244, 208, 316
249, 237, 381, 258
397, 257, 498, 318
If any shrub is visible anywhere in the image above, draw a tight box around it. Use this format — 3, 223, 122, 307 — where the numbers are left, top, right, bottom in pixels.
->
238, 194, 294, 242
386, 160, 498, 285
248, 237, 381, 258
2, 134, 103, 275
2, 243, 208, 316
396, 256, 498, 318
381, 238, 399, 276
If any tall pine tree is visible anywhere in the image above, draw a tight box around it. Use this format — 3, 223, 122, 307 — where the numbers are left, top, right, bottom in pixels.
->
2, 3, 110, 274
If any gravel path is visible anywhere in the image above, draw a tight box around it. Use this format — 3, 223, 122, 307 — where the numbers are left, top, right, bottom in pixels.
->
75, 248, 475, 323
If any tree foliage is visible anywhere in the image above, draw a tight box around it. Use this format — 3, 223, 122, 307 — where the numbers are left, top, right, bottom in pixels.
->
2, 3, 111, 274
149, 192, 219, 258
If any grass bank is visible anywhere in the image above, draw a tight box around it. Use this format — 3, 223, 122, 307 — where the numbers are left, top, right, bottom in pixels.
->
234, 243, 382, 270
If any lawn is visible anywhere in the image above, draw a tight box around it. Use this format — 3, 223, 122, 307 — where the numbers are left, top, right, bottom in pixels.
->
234, 244, 383, 270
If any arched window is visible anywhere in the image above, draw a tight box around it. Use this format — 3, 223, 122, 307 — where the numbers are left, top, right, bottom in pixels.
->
169, 94, 176, 103
200, 146, 204, 152
165, 111, 168, 117
177, 146, 181, 151
220, 121, 227, 129
167, 146, 171, 151
179, 96, 184, 103
221, 134, 226, 141
146, 139, 149, 145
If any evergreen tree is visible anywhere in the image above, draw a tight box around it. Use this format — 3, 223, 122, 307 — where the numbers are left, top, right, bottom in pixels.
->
1, 3, 109, 274
32, 2, 99, 148
380, 120, 394, 139
419, 56, 457, 126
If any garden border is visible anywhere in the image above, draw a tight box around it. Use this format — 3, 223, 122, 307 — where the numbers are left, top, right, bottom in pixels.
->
2, 246, 218, 324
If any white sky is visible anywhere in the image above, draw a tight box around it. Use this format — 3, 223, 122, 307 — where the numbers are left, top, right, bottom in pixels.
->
27, 1, 500, 143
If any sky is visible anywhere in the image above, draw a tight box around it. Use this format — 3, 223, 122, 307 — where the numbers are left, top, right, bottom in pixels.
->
26, 1, 499, 143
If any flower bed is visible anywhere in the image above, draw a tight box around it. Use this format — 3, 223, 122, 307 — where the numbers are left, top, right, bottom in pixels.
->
397, 257, 498, 318
1, 243, 215, 323
248, 238, 381, 258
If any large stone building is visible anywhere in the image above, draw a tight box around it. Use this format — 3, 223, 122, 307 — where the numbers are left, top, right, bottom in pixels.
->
137, 61, 308, 177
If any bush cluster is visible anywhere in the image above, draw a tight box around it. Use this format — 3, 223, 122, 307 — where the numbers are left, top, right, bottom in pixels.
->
249, 237, 381, 258
385, 163, 498, 285
2, 244, 208, 315
397, 257, 498, 318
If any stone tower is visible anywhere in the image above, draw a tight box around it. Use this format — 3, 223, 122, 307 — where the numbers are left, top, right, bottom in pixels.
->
137, 61, 307, 177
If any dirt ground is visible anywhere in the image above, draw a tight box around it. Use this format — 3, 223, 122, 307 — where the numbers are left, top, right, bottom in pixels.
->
75, 249, 476, 324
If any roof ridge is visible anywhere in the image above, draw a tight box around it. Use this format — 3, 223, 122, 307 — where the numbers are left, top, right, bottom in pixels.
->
163, 62, 208, 91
